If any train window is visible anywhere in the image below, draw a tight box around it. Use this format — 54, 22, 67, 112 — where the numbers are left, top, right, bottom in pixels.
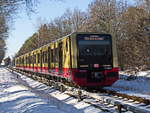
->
33, 55, 35, 64
24, 58, 25, 65
43, 52, 45, 63
32, 56, 34, 64
21, 58, 23, 64
34, 55, 36, 63
45, 51, 48, 63
38, 53, 40, 63
42, 51, 47, 63
23, 57, 25, 65
29, 56, 31, 64
34, 55, 35, 63
22, 58, 24, 65
26, 57, 27, 65
31, 56, 32, 64
19, 59, 20, 64
66, 42, 68, 52
23, 57, 25, 64
44, 51, 46, 63
33, 55, 35, 63
27, 57, 28, 64
35, 55, 36, 63
42, 51, 44, 63
33, 56, 34, 64
30, 56, 32, 64
30, 56, 31, 64
24, 57, 25, 65
57, 48, 59, 62
44, 51, 45, 63
44, 52, 45, 63
28, 56, 29, 64
27, 57, 29, 64
51, 49, 54, 63
55, 48, 58, 63
48, 47, 50, 62
26, 57, 28, 64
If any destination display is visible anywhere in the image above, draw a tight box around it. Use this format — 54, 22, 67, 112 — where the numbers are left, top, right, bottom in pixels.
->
84, 37, 104, 40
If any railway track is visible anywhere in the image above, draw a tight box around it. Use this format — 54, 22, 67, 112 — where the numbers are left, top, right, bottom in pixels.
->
7, 67, 150, 113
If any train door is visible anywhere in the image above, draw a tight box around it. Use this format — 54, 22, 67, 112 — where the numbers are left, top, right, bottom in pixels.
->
29, 53, 31, 70
58, 42, 63, 73
32, 55, 34, 71
48, 47, 51, 72
40, 50, 42, 72
33, 54, 36, 71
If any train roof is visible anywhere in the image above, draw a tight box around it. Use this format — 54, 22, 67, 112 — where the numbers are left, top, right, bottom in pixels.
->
15, 32, 111, 58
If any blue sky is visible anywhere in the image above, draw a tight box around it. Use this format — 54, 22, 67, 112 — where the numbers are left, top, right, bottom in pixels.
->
6, 0, 93, 57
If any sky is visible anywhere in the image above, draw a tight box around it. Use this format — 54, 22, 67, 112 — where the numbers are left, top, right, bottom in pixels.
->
6, 0, 93, 57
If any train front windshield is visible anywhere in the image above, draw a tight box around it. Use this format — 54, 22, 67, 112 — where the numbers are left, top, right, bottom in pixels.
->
77, 34, 112, 70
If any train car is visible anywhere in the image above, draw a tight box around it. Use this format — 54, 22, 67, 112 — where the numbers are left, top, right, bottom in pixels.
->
15, 32, 119, 87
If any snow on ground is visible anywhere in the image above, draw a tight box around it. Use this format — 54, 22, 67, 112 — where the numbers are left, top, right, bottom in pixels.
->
105, 70, 150, 99
0, 68, 104, 113
1, 67, 149, 113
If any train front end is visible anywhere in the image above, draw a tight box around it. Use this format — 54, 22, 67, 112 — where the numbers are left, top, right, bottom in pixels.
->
71, 33, 119, 87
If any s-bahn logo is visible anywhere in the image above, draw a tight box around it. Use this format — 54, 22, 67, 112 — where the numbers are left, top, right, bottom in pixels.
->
94, 64, 99, 68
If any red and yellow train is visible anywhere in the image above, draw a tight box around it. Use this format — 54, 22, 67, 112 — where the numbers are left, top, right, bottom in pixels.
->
15, 32, 119, 87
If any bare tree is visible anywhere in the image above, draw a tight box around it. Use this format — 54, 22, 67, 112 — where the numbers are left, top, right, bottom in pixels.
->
0, 0, 62, 62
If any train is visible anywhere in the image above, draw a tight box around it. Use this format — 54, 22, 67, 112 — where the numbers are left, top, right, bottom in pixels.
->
15, 32, 119, 87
